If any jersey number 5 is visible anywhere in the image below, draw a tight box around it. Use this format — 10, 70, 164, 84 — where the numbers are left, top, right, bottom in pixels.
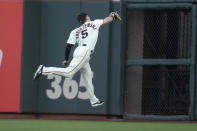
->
81, 29, 88, 39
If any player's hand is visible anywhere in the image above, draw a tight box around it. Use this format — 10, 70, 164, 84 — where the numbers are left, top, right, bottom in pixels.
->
109, 12, 115, 17
62, 60, 69, 66
110, 12, 122, 21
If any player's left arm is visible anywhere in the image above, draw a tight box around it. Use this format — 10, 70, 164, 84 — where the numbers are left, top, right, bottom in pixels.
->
62, 43, 74, 66
62, 30, 76, 66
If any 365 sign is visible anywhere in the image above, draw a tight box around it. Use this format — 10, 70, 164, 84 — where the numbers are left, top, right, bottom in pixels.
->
46, 75, 89, 100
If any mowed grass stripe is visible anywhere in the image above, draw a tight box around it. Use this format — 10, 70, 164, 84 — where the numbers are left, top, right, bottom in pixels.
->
0, 119, 197, 131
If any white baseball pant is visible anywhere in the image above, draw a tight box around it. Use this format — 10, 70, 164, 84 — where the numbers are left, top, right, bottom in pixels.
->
42, 46, 99, 104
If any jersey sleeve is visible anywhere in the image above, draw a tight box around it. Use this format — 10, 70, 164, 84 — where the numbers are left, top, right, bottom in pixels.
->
93, 19, 104, 28
66, 29, 76, 45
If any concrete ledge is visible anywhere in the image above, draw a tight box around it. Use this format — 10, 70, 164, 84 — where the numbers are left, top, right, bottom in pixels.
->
0, 113, 122, 121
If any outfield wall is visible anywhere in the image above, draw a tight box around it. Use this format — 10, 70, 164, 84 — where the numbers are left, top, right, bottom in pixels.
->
0, 0, 23, 112
21, 0, 122, 115
1, 0, 197, 120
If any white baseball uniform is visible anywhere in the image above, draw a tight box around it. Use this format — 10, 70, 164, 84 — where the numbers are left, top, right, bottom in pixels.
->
42, 19, 104, 104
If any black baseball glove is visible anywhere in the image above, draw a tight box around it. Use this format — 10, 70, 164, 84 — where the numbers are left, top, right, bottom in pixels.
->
110, 12, 122, 21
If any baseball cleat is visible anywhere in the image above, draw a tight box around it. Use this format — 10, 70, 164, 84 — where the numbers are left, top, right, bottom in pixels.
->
91, 101, 104, 107
33, 65, 44, 80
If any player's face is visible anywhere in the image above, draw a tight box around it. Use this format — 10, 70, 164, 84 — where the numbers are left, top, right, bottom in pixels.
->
86, 15, 91, 21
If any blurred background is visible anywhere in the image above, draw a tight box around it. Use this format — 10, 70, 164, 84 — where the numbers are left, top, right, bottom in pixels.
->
0, 0, 197, 122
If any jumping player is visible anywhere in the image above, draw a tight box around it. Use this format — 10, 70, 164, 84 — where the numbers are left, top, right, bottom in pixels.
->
33, 12, 121, 107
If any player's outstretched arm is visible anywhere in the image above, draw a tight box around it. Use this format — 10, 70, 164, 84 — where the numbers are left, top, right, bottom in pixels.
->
103, 12, 122, 25
103, 15, 114, 25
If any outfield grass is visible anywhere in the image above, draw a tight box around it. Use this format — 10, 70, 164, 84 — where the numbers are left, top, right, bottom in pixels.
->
0, 119, 197, 131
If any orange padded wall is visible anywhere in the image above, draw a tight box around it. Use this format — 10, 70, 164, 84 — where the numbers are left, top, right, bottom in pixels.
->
0, 0, 23, 112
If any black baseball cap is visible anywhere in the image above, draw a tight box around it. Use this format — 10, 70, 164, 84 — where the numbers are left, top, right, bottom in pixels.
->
77, 12, 87, 24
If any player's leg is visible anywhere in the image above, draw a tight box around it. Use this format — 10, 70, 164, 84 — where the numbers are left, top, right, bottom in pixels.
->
42, 66, 73, 78
80, 62, 104, 107
33, 65, 44, 80
34, 46, 91, 80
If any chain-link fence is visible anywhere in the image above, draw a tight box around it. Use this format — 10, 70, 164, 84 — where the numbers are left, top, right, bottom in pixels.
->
125, 9, 191, 116
125, 65, 190, 115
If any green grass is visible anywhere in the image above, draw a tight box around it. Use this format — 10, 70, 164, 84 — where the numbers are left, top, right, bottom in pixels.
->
0, 119, 197, 131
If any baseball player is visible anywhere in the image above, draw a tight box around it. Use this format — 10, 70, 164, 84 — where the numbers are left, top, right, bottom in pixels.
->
33, 12, 121, 107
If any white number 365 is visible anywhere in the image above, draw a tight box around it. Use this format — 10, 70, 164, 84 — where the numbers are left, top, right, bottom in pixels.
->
46, 75, 89, 100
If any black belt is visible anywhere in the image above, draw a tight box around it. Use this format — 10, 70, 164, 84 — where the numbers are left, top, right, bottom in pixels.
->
82, 44, 93, 53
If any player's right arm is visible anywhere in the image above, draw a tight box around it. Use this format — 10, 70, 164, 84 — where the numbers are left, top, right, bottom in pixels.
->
103, 12, 121, 25
93, 13, 115, 28
102, 15, 114, 25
